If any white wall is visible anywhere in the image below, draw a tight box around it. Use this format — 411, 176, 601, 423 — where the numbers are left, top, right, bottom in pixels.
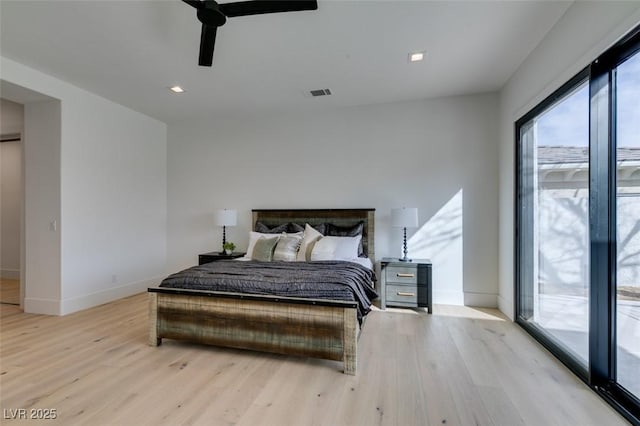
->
498, 3, 640, 319
24, 100, 62, 314
1, 57, 168, 315
168, 94, 499, 307
59, 86, 167, 314
0, 99, 23, 278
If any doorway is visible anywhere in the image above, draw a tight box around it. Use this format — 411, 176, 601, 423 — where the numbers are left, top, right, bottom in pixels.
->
0, 99, 23, 306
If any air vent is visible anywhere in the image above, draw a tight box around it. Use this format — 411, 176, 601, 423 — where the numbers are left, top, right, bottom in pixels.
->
309, 88, 332, 97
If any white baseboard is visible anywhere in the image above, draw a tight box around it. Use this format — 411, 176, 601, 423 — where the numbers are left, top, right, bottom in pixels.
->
463, 291, 498, 308
60, 276, 164, 315
0, 269, 20, 279
497, 295, 514, 321
24, 297, 61, 315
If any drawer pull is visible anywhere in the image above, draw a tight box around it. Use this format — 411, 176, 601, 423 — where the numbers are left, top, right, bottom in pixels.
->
397, 291, 415, 297
396, 273, 415, 278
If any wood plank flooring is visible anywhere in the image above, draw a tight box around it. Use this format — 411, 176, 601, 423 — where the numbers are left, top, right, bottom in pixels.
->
0, 279, 20, 305
0, 294, 629, 425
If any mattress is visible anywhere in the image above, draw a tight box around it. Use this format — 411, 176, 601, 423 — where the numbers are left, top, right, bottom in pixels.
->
160, 260, 378, 322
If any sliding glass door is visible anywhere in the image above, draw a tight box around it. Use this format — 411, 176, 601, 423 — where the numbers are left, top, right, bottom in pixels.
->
517, 77, 590, 369
615, 48, 640, 402
517, 25, 640, 423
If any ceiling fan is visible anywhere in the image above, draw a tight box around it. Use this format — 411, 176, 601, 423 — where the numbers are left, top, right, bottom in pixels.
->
182, 0, 318, 66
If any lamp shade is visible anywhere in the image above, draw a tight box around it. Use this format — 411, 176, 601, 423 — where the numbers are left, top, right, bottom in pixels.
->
391, 207, 418, 228
215, 209, 237, 227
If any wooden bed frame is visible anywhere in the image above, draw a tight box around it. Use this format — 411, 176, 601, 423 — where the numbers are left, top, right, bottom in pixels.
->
148, 208, 375, 375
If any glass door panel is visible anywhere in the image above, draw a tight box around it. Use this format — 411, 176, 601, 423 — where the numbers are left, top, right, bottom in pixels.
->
615, 50, 640, 399
519, 81, 590, 365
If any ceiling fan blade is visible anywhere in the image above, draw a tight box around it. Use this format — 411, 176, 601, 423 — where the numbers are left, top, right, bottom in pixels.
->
182, 0, 204, 9
219, 0, 317, 18
199, 24, 217, 66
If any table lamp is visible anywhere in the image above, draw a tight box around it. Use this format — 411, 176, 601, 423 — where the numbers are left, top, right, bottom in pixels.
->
391, 207, 418, 262
215, 209, 237, 253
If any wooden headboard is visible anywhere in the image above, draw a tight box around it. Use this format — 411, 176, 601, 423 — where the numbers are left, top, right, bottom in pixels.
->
252, 209, 375, 261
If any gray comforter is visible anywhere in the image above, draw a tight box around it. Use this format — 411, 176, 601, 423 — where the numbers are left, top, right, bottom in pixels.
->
160, 260, 378, 322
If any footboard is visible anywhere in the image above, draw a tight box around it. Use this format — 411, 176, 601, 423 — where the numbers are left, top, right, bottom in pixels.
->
148, 288, 359, 375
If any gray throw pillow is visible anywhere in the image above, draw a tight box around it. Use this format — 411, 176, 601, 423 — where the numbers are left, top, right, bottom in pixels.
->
252, 236, 280, 262
311, 223, 326, 235
255, 222, 288, 234
288, 222, 305, 233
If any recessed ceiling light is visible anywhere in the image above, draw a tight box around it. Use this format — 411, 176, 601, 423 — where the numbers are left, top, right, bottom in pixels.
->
409, 51, 425, 63
169, 85, 185, 93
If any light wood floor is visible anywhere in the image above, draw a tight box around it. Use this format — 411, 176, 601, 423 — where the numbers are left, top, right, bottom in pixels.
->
0, 278, 20, 305
0, 294, 629, 426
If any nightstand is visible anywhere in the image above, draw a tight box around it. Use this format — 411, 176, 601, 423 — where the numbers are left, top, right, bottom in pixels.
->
198, 251, 246, 265
380, 258, 432, 313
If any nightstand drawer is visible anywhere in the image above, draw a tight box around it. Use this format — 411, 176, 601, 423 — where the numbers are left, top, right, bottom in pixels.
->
386, 284, 418, 305
385, 266, 418, 284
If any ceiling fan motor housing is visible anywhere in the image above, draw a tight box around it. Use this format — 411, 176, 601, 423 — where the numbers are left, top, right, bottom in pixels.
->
197, 3, 226, 27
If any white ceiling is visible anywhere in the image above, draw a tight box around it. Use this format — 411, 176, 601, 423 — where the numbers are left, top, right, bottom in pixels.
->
0, 0, 571, 123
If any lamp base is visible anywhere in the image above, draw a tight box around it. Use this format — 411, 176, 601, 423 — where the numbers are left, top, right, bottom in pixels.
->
399, 227, 412, 262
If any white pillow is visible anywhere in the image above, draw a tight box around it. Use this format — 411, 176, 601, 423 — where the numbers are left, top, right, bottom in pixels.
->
310, 235, 362, 261
245, 231, 301, 260
296, 224, 323, 261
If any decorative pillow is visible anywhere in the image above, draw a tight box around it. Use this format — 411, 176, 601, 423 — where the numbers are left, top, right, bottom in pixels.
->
325, 222, 365, 257
310, 235, 362, 261
246, 231, 301, 259
255, 222, 288, 234
246, 231, 271, 257
252, 236, 280, 262
273, 235, 302, 261
288, 222, 305, 233
297, 223, 324, 261
311, 223, 326, 235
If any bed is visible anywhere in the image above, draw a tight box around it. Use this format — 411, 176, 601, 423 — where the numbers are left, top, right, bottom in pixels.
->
148, 208, 376, 375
